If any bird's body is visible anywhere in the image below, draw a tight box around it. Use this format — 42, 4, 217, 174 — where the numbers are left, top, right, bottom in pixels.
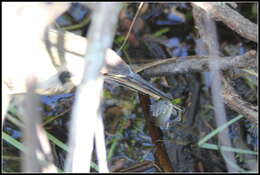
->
24, 29, 172, 100
4, 28, 172, 101
3, 4, 183, 121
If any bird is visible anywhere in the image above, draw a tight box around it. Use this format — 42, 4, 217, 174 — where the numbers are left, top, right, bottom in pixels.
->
3, 4, 179, 120
42, 28, 173, 100
3, 28, 172, 101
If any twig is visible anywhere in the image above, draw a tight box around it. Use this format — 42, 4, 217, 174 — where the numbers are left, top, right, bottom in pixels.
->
194, 6, 237, 172
139, 94, 174, 172
22, 76, 57, 172
192, 2, 257, 43
94, 113, 109, 172
222, 78, 258, 123
141, 50, 256, 77
117, 2, 144, 53
116, 160, 156, 172
65, 3, 121, 172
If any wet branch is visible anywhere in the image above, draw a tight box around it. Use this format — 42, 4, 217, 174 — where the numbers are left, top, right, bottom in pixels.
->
192, 5, 237, 172
139, 94, 174, 172
141, 50, 256, 77
222, 78, 258, 124
21, 76, 57, 172
192, 2, 257, 43
65, 3, 121, 172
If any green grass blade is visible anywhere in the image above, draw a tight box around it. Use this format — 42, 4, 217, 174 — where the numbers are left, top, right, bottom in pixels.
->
45, 131, 69, 152
5, 108, 99, 171
200, 143, 258, 155
2, 132, 25, 152
198, 115, 244, 146
153, 27, 170, 37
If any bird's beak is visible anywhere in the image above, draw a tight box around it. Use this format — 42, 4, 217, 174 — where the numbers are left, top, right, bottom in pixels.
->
104, 72, 172, 100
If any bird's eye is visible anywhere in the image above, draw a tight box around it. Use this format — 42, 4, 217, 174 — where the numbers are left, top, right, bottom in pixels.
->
58, 71, 71, 84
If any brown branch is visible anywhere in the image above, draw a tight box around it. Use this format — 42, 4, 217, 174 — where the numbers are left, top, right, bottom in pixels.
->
192, 2, 257, 43
115, 160, 156, 172
194, 7, 237, 172
22, 76, 57, 172
222, 78, 258, 123
64, 3, 121, 172
141, 50, 257, 77
140, 53, 258, 124
139, 94, 174, 172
